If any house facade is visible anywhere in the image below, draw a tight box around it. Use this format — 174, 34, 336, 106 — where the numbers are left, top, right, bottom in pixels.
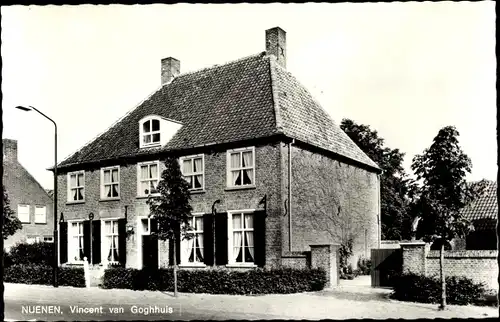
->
3, 139, 54, 248
54, 27, 382, 270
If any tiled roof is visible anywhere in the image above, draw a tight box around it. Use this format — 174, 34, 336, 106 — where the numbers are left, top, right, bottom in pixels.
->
58, 53, 379, 172
461, 181, 497, 230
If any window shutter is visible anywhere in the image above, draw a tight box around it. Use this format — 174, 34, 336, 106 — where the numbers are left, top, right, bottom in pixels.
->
118, 219, 126, 266
83, 220, 91, 262
215, 212, 228, 265
92, 220, 101, 264
150, 219, 159, 269
203, 213, 214, 266
59, 222, 68, 264
253, 210, 266, 267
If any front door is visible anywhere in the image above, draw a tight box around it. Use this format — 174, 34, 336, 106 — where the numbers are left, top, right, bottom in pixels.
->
140, 217, 158, 269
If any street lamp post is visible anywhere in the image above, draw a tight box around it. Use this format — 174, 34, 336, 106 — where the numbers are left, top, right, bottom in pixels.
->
15, 105, 58, 288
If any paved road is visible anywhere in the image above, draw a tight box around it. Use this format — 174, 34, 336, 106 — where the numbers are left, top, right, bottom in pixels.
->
4, 280, 497, 321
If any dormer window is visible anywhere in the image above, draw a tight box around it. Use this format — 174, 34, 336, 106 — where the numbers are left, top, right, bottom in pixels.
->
139, 115, 183, 149
141, 117, 161, 147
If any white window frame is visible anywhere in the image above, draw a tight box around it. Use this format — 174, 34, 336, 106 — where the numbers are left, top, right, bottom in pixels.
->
101, 218, 120, 264
226, 146, 256, 188
180, 154, 205, 191
17, 204, 30, 223
180, 213, 206, 267
139, 116, 161, 148
27, 236, 40, 244
100, 166, 120, 200
137, 161, 161, 197
67, 171, 85, 202
34, 206, 47, 224
68, 220, 86, 263
227, 209, 256, 267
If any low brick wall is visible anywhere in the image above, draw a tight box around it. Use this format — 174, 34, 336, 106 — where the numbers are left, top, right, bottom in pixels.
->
281, 251, 309, 269
426, 250, 498, 291
380, 240, 401, 249
400, 242, 498, 291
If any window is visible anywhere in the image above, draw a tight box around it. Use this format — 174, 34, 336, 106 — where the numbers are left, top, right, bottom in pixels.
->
34, 206, 47, 224
103, 220, 119, 263
17, 204, 30, 223
101, 166, 120, 199
68, 171, 85, 202
141, 117, 161, 147
181, 215, 204, 264
44, 236, 54, 243
229, 212, 254, 265
227, 147, 255, 187
140, 218, 151, 235
181, 155, 204, 190
137, 161, 160, 196
69, 222, 85, 262
26, 236, 40, 244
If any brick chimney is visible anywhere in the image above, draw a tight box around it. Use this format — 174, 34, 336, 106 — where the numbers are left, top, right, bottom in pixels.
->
161, 57, 180, 85
3, 139, 18, 162
266, 27, 286, 68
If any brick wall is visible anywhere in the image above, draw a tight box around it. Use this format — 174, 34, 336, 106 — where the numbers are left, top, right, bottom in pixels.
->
400, 242, 498, 291
3, 140, 54, 248
284, 144, 380, 268
426, 250, 498, 291
57, 142, 283, 269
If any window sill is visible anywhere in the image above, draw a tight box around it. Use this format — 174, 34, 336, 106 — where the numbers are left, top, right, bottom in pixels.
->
226, 263, 257, 268
136, 194, 161, 199
34, 222, 47, 225
99, 197, 121, 202
66, 200, 85, 205
224, 185, 256, 192
189, 189, 206, 195
179, 263, 206, 268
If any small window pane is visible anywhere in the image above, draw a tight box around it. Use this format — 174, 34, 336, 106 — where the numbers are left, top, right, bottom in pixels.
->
242, 151, 253, 167
243, 169, 253, 185
143, 120, 151, 133
232, 214, 242, 229
144, 134, 152, 144
152, 133, 160, 142
195, 217, 203, 231
152, 119, 160, 131
194, 175, 202, 188
244, 214, 253, 229
183, 159, 192, 174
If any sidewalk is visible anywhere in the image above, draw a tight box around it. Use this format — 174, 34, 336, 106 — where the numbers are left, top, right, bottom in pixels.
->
4, 280, 498, 320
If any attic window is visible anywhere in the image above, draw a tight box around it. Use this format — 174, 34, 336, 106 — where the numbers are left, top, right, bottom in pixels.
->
141, 117, 161, 147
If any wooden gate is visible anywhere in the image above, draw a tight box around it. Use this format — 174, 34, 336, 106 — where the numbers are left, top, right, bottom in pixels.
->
371, 248, 402, 287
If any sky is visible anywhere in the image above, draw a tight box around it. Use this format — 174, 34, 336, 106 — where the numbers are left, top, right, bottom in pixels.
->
1, 2, 497, 190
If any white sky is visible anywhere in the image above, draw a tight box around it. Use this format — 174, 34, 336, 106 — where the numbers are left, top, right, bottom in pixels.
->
1, 2, 497, 190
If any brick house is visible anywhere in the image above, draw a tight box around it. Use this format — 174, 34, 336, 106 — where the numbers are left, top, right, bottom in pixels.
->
461, 180, 497, 250
2, 139, 54, 248
54, 27, 382, 270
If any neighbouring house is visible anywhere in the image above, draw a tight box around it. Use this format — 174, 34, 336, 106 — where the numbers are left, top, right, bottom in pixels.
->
54, 27, 382, 271
461, 180, 497, 250
2, 138, 54, 248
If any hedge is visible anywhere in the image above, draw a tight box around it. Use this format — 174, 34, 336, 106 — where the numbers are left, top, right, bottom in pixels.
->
102, 267, 326, 294
4, 242, 54, 267
4, 264, 85, 288
391, 273, 486, 306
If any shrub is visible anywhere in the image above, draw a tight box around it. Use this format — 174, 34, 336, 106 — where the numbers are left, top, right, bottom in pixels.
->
4, 264, 85, 288
102, 267, 327, 294
5, 242, 54, 267
356, 257, 371, 275
391, 273, 485, 305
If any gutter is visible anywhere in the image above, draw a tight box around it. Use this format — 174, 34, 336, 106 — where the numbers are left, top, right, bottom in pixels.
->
377, 173, 382, 248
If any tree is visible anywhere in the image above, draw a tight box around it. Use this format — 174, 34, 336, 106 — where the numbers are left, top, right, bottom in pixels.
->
340, 119, 415, 240
146, 156, 193, 297
410, 126, 487, 310
3, 185, 22, 240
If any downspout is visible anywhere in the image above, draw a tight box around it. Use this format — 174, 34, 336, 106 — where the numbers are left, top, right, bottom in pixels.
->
377, 173, 381, 249
288, 139, 295, 252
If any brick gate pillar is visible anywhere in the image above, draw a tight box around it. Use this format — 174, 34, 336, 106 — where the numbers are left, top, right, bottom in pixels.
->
400, 241, 427, 275
310, 244, 340, 288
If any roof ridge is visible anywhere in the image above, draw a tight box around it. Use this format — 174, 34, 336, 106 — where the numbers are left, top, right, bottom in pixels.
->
166, 52, 267, 84
268, 56, 283, 133
57, 85, 164, 167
